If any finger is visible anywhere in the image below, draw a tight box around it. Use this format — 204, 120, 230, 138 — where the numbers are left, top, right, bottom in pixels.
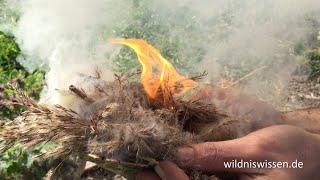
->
191, 88, 283, 130
176, 135, 271, 174
281, 108, 320, 134
155, 161, 189, 180
136, 170, 161, 180
239, 174, 255, 180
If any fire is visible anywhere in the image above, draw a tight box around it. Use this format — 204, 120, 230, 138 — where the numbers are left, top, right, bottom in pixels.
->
111, 38, 198, 99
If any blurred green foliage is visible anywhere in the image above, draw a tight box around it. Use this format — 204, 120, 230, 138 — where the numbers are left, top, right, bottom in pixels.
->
0, 32, 45, 179
0, 0, 20, 33
0, 145, 34, 179
307, 50, 320, 78
293, 39, 320, 78
0, 31, 44, 120
0, 143, 53, 180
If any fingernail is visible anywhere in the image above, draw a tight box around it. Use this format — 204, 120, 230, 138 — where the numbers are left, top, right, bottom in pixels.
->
154, 165, 166, 179
176, 147, 194, 166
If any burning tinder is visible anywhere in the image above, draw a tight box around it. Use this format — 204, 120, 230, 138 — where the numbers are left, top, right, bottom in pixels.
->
111, 38, 198, 99
0, 39, 237, 179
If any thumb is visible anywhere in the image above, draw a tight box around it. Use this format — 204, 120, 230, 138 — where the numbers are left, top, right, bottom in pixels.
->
176, 135, 271, 174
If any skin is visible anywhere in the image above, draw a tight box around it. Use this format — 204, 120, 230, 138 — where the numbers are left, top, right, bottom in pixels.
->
136, 88, 320, 180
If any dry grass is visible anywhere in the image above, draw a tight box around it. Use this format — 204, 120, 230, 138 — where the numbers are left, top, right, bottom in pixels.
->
0, 72, 227, 178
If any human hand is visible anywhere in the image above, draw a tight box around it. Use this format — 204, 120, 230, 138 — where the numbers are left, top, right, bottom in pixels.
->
136, 125, 320, 180
190, 88, 320, 139
191, 87, 283, 130
188, 88, 284, 141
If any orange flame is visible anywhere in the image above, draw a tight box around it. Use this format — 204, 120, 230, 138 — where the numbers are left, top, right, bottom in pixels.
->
111, 38, 198, 99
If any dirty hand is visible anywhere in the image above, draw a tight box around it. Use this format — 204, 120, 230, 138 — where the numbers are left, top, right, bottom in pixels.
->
136, 125, 320, 180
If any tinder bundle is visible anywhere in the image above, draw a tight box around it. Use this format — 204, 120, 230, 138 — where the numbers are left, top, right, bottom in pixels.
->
0, 72, 244, 178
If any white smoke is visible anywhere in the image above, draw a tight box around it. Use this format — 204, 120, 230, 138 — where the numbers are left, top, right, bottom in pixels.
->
3, 0, 320, 106
7, 0, 132, 106
156, 0, 320, 103
187, 0, 320, 73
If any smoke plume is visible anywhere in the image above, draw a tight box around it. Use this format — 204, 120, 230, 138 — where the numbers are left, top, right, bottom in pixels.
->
5, 0, 133, 106
2, 0, 320, 106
